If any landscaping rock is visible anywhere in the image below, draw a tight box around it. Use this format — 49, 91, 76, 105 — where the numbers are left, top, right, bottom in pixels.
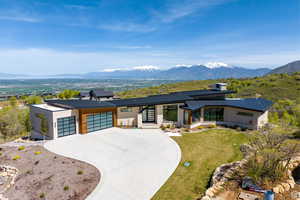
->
239, 192, 260, 200
205, 188, 215, 197
282, 182, 290, 191
273, 186, 280, 194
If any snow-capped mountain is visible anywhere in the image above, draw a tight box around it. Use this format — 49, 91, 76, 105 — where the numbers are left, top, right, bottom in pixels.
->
204, 62, 232, 69
81, 63, 270, 80
0, 63, 271, 80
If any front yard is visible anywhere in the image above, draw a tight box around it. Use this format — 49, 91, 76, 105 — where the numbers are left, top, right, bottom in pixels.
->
152, 129, 249, 200
0, 145, 100, 200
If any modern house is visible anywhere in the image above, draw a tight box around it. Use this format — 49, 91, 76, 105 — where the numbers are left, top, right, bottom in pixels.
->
30, 83, 273, 139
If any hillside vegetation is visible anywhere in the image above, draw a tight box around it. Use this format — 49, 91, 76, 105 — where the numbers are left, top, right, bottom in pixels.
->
118, 73, 300, 128
117, 73, 300, 102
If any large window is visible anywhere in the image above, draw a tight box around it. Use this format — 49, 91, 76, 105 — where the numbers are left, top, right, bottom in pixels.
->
57, 116, 76, 137
163, 105, 178, 122
120, 107, 133, 112
204, 108, 224, 121
192, 110, 201, 123
237, 112, 254, 117
184, 110, 189, 124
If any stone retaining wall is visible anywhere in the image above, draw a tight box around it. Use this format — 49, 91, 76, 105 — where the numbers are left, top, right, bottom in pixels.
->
272, 155, 300, 194
0, 165, 18, 200
201, 158, 249, 200
201, 154, 300, 200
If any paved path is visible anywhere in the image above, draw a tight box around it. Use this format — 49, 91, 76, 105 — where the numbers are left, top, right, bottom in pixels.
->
44, 128, 181, 200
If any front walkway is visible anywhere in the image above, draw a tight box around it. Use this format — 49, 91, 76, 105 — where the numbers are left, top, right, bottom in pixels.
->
44, 128, 181, 200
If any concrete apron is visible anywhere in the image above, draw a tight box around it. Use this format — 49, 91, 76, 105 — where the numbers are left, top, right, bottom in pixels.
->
44, 128, 181, 200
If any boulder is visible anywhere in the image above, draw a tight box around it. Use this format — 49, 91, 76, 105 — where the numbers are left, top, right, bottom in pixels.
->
273, 186, 280, 194
281, 182, 290, 191
287, 179, 295, 189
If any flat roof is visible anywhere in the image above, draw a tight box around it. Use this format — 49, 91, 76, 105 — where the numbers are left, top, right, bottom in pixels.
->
32, 104, 68, 112
46, 89, 238, 109
109, 90, 234, 107
46, 100, 116, 109
182, 98, 273, 112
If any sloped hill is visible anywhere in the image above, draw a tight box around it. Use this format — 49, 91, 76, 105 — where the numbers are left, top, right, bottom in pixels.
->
117, 73, 300, 102
269, 60, 300, 74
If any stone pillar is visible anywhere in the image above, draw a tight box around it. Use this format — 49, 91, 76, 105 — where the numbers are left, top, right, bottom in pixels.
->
137, 108, 143, 128
156, 105, 163, 125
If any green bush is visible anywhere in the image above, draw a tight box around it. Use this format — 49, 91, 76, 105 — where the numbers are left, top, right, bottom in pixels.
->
63, 186, 70, 191
34, 151, 42, 155
18, 146, 25, 151
12, 155, 21, 160
39, 193, 45, 198
293, 131, 300, 139
77, 170, 83, 175
243, 130, 300, 185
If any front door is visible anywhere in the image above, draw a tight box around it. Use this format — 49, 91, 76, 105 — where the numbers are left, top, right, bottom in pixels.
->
142, 106, 155, 123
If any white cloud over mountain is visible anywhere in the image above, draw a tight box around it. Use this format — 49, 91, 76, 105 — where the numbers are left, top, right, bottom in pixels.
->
102, 65, 160, 72
204, 62, 231, 68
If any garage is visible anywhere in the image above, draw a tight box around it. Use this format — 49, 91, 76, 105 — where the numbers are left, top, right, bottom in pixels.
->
57, 116, 76, 137
87, 112, 113, 133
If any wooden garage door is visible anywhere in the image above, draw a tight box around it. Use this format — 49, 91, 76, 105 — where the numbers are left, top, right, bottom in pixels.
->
87, 112, 113, 133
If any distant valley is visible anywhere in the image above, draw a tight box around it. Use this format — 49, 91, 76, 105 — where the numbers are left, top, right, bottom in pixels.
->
0, 62, 272, 80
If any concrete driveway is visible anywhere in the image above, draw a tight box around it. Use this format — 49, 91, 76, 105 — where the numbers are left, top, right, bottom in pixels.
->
44, 128, 181, 200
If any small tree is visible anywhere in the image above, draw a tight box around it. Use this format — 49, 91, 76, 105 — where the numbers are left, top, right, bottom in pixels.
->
244, 130, 300, 185
0, 108, 25, 141
36, 113, 48, 140
9, 96, 17, 107
25, 96, 43, 105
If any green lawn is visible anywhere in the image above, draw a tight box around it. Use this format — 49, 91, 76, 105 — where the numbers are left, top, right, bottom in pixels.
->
152, 129, 249, 200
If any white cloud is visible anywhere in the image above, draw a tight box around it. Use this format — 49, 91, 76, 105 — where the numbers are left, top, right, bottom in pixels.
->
154, 0, 233, 23
132, 65, 160, 70
116, 45, 152, 49
101, 65, 160, 72
98, 22, 156, 33
64, 5, 91, 10
0, 16, 41, 23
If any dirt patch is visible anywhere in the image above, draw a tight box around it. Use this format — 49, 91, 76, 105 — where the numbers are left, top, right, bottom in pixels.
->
0, 146, 100, 200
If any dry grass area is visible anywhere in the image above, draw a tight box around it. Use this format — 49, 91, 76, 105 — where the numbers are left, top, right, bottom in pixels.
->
152, 129, 249, 200
0, 145, 100, 200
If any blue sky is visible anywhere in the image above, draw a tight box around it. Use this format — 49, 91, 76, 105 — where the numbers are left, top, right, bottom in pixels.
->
0, 0, 299, 74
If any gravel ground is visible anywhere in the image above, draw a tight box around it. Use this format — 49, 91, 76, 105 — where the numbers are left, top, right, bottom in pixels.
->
0, 146, 100, 200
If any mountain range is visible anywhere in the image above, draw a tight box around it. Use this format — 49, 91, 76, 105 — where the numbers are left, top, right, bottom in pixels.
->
268, 60, 300, 75
1, 61, 299, 80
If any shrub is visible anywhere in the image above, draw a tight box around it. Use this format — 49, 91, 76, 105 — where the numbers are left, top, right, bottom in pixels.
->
39, 193, 45, 198
207, 124, 217, 129
12, 155, 21, 160
294, 130, 300, 139
197, 126, 205, 129
0, 152, 2, 156
182, 128, 190, 132
34, 151, 42, 155
63, 186, 69, 191
243, 130, 300, 185
160, 125, 166, 131
77, 170, 83, 175
18, 146, 25, 151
